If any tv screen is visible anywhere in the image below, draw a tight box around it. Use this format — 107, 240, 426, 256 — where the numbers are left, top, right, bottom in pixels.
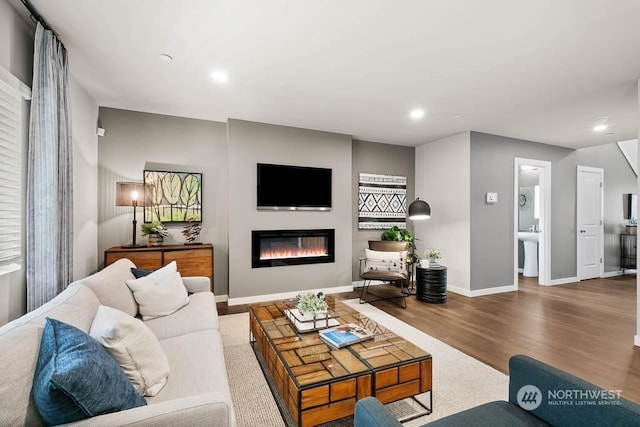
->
257, 163, 332, 210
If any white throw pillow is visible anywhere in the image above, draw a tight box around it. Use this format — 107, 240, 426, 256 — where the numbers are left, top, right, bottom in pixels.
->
89, 305, 170, 396
364, 249, 408, 274
125, 261, 190, 320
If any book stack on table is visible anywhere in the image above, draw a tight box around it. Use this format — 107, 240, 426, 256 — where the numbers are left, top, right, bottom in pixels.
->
319, 323, 374, 348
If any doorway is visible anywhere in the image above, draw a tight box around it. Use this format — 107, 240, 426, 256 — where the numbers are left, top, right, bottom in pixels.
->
514, 158, 551, 287
576, 166, 604, 280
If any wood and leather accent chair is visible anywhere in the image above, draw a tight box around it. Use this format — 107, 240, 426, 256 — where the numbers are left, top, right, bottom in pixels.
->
359, 240, 409, 309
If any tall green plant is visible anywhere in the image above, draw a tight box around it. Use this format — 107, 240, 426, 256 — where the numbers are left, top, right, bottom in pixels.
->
380, 226, 418, 263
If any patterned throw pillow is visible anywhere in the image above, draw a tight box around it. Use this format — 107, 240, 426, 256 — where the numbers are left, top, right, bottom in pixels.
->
364, 249, 408, 274
32, 318, 146, 425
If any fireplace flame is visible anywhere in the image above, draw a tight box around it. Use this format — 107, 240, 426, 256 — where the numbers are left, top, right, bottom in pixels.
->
260, 247, 328, 260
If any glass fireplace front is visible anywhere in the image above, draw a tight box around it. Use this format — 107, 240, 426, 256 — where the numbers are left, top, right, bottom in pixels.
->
251, 229, 335, 268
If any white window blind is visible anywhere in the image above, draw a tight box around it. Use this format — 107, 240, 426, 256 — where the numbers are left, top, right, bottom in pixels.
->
0, 75, 24, 262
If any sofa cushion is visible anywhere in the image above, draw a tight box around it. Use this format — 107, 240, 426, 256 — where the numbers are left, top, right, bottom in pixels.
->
144, 291, 219, 339
82, 258, 138, 317
0, 324, 45, 426
149, 330, 235, 424
89, 305, 170, 396
126, 261, 190, 320
32, 318, 146, 425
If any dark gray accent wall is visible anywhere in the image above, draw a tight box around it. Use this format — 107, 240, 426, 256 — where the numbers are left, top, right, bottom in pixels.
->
470, 132, 636, 291
351, 140, 415, 280
97, 108, 229, 295
227, 119, 352, 299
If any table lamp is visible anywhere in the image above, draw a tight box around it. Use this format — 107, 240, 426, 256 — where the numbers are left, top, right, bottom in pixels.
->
116, 181, 145, 248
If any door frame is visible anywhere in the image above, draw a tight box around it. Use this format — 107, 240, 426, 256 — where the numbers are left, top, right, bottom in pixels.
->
514, 158, 552, 287
576, 165, 604, 280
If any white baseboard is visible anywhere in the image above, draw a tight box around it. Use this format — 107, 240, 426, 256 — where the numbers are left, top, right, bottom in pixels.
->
352, 280, 386, 287
546, 277, 579, 286
447, 284, 517, 297
635, 335, 640, 348
214, 295, 228, 303
228, 285, 354, 306
517, 268, 524, 274
601, 271, 623, 278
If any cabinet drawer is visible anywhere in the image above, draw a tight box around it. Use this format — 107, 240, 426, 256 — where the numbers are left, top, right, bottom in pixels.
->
164, 248, 213, 277
105, 251, 162, 269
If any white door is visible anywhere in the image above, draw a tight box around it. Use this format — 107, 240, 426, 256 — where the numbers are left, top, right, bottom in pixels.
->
577, 166, 603, 280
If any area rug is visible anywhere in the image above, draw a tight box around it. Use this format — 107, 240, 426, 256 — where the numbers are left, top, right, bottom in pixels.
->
219, 299, 508, 427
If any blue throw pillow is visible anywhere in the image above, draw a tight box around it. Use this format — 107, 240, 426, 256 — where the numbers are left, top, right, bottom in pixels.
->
32, 318, 147, 425
131, 267, 156, 278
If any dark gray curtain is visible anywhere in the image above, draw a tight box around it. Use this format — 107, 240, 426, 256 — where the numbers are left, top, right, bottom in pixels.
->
26, 23, 73, 311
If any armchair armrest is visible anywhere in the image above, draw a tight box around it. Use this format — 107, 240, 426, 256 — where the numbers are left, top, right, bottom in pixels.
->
182, 276, 211, 293
354, 397, 402, 427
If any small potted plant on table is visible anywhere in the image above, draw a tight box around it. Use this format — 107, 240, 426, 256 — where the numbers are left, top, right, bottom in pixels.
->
422, 248, 442, 267
296, 291, 329, 321
141, 222, 169, 246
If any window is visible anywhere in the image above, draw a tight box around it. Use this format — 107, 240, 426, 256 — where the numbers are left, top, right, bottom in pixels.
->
0, 67, 30, 263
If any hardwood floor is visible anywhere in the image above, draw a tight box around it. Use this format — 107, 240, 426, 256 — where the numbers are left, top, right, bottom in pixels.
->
218, 274, 640, 403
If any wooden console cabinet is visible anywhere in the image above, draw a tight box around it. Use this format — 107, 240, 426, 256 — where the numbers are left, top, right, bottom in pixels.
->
104, 244, 214, 291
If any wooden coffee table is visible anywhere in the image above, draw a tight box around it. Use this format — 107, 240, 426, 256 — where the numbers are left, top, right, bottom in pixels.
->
249, 299, 432, 427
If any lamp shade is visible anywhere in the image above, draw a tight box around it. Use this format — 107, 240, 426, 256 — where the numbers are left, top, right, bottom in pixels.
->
408, 197, 431, 220
115, 182, 144, 206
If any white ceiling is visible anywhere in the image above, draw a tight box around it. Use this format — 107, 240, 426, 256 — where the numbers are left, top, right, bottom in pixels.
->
23, 0, 640, 148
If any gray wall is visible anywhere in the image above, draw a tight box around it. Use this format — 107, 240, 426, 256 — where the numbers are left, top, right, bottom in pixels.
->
351, 140, 414, 280
70, 75, 99, 280
97, 108, 229, 295
227, 119, 352, 300
470, 132, 636, 291
415, 132, 472, 292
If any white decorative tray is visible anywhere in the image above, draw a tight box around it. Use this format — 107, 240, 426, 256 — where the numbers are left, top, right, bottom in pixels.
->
284, 308, 339, 333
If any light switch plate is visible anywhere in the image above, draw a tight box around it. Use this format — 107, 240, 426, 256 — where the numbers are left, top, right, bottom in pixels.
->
486, 192, 498, 204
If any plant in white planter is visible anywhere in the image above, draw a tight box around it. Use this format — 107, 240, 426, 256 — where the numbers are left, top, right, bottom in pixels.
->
422, 248, 442, 267
296, 292, 329, 320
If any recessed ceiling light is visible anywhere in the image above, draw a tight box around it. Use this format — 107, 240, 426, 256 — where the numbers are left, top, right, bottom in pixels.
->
453, 114, 463, 119
210, 69, 229, 84
158, 54, 173, 62
409, 109, 425, 120
593, 124, 608, 132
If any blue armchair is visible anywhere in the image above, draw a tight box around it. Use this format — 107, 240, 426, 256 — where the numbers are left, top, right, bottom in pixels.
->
355, 354, 640, 426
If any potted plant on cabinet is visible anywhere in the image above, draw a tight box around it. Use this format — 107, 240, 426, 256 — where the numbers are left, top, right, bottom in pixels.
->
141, 222, 169, 246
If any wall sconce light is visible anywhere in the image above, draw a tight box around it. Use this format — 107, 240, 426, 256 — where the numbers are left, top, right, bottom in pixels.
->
115, 181, 145, 247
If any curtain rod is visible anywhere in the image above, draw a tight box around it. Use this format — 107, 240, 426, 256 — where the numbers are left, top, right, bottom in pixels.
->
20, 0, 55, 34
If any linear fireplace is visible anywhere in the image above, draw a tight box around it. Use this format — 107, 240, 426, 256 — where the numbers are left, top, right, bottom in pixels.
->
252, 229, 335, 268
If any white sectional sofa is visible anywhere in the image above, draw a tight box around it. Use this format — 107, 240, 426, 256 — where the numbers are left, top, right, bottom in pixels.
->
0, 259, 236, 426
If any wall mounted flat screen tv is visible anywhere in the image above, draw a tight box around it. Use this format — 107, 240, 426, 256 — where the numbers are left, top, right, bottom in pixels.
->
257, 163, 332, 210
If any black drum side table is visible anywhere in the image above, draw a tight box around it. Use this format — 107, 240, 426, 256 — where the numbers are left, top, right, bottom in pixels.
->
416, 265, 447, 303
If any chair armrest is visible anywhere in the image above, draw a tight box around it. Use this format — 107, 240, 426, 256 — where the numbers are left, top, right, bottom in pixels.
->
354, 397, 402, 427
182, 276, 211, 293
